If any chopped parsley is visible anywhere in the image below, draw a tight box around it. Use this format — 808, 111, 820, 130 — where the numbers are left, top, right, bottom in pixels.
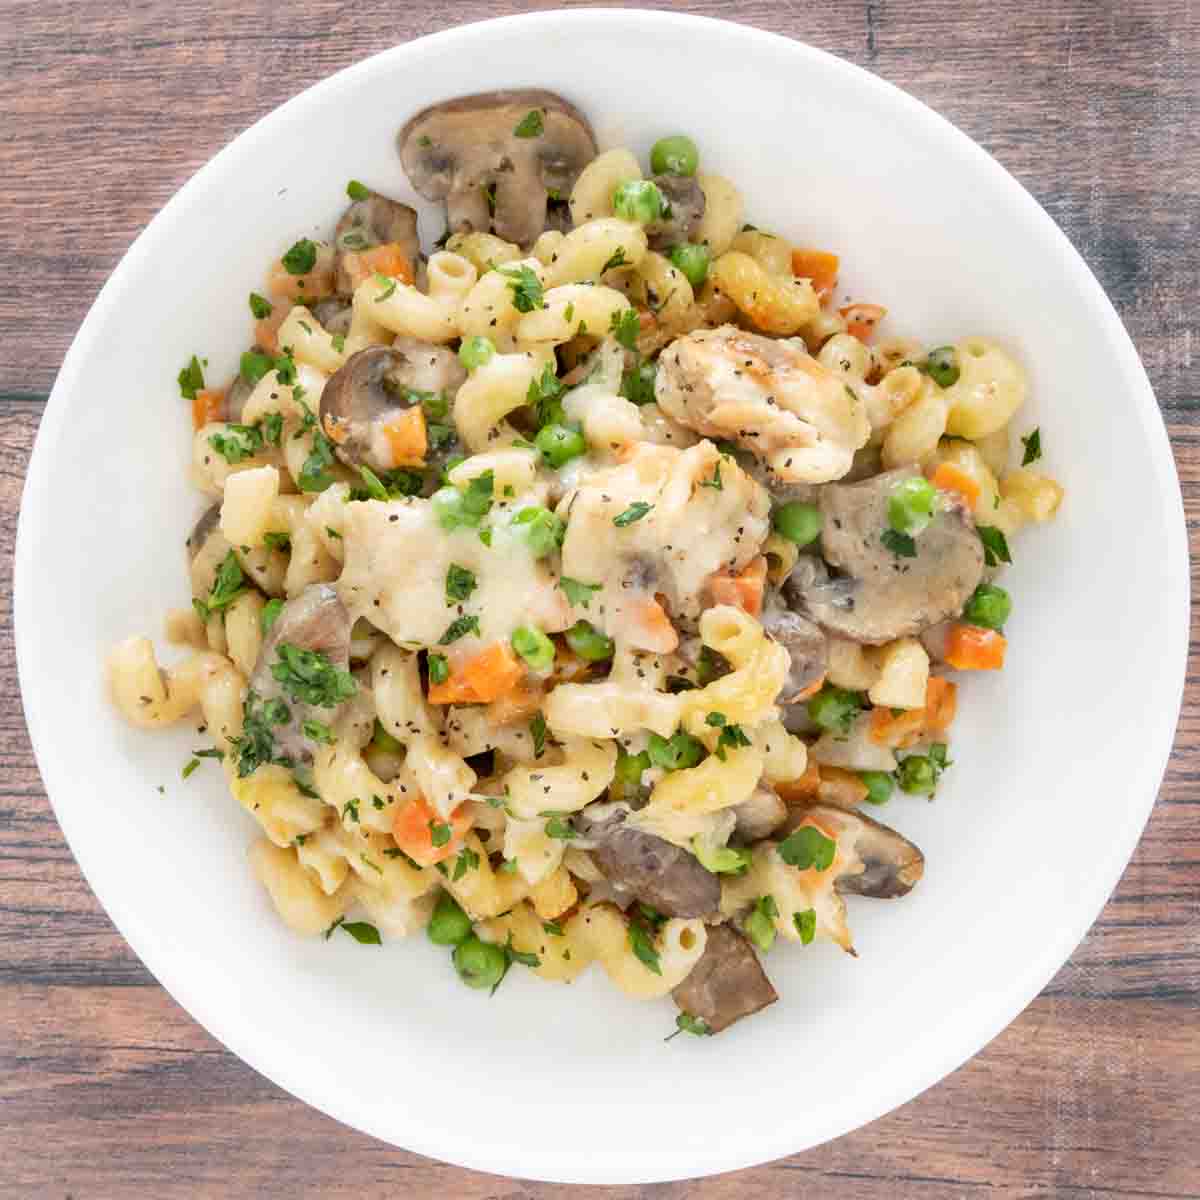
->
208, 423, 264, 464
544, 815, 576, 841
513, 109, 544, 138
526, 362, 566, 427
451, 847, 480, 881
609, 307, 640, 350
977, 524, 1012, 567
260, 598, 284, 634
647, 729, 705, 772
439, 614, 481, 644
705, 711, 751, 760
778, 825, 837, 872
1021, 427, 1042, 466
230, 691, 292, 777
699, 464, 723, 491
374, 272, 398, 301
666, 1012, 712, 1040
427, 653, 450, 685
559, 577, 600, 608
301, 719, 337, 745
628, 919, 662, 976
249, 292, 273, 319
239, 349, 275, 386
613, 501, 653, 527
261, 412, 283, 446
346, 179, 371, 201
181, 757, 200, 779
881, 528, 917, 558
358, 465, 389, 500
298, 427, 337, 493
794, 908, 817, 944
428, 819, 452, 848
743, 894, 779, 952
530, 711, 547, 759
192, 550, 246, 621
601, 247, 628, 273
270, 643, 357, 707
500, 264, 544, 313
281, 238, 318, 276
326, 918, 381, 945
445, 564, 477, 603
177, 355, 205, 400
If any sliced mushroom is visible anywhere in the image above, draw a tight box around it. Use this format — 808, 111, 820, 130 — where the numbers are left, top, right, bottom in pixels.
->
320, 340, 465, 473
398, 90, 597, 246
785, 469, 985, 644
671, 924, 777, 1033
248, 584, 354, 765
333, 191, 419, 295
646, 174, 706, 251
782, 803, 925, 899
732, 786, 788, 843
580, 809, 720, 919
760, 599, 827, 703
187, 504, 231, 601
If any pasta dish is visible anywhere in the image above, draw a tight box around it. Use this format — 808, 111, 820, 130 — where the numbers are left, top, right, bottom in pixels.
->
108, 90, 1062, 1036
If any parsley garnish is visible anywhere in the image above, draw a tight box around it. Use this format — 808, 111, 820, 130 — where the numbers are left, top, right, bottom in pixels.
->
705, 711, 751, 760
530, 711, 547, 759
609, 307, 640, 350
270, 643, 357, 707
177, 355, 205, 400
613, 501, 653, 527
342, 798, 360, 823
261, 412, 283, 446
427, 653, 450, 685
700, 464, 723, 491
666, 1012, 712, 1040
248, 292, 273, 320
302, 719, 336, 745
1021, 427, 1042, 466
778, 825, 837, 871
881, 528, 917, 558
977, 524, 1012, 567
208, 423, 264, 464
439, 614, 481, 644
545, 815, 576, 841
239, 350, 275, 386
526, 362, 566, 426
628, 920, 662, 975
259, 598, 284, 634
230, 691, 291, 777
744, 894, 779, 952
452, 846, 480, 881
346, 179, 370, 201
281, 238, 318, 276
181, 757, 200, 779
196, 550, 246, 619
513, 109, 544, 138
794, 908, 817, 945
559, 577, 600, 608
601, 247, 628, 273
262, 532, 290, 552
374, 272, 398, 301
273, 351, 298, 387
331, 333, 346, 354
298, 427, 337, 493
501, 264, 544, 313
445, 564, 477, 603
429, 819, 452, 848
333, 919, 382, 945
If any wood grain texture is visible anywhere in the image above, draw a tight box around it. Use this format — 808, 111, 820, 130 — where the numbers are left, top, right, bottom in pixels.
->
1, 1, 1198, 1196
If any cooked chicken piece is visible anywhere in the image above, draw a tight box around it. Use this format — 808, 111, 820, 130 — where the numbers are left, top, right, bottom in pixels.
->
655, 325, 870, 484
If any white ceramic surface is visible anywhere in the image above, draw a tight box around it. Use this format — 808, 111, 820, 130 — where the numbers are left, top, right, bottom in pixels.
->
14, 10, 1188, 1184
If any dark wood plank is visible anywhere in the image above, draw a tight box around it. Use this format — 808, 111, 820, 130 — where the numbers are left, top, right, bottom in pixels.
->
1, 2, 1198, 1197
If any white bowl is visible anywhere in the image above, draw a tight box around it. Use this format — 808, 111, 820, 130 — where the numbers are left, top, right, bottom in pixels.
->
15, 10, 1188, 1184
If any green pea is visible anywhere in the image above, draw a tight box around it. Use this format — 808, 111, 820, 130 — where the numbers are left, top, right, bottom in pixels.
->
612, 179, 665, 225
807, 685, 864, 734
452, 935, 507, 989
667, 243, 710, 289
458, 335, 495, 371
897, 755, 937, 796
512, 505, 565, 557
535, 423, 587, 468
650, 134, 700, 177
647, 730, 706, 771
859, 770, 894, 806
564, 620, 615, 662
431, 486, 469, 530
773, 501, 822, 547
888, 476, 938, 536
614, 748, 650, 790
511, 626, 556, 671
963, 583, 1012, 631
924, 345, 960, 388
427, 891, 472, 946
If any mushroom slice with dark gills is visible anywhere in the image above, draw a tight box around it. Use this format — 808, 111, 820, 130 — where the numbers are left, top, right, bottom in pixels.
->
672, 923, 777, 1034
244, 584, 355, 768
760, 598, 827, 702
645, 173, 706, 251
333, 190, 420, 295
320, 342, 465, 475
577, 808, 721, 920
721, 804, 924, 953
398, 90, 597, 247
785, 468, 985, 644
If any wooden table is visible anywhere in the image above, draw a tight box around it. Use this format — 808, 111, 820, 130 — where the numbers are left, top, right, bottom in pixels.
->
2, 2, 1197, 1195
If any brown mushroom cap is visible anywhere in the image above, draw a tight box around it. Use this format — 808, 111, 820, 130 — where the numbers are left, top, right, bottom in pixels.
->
398, 90, 597, 247
320, 341, 465, 473
333, 191, 419, 295
646, 173, 706, 251
672, 924, 777, 1034
760, 600, 828, 703
249, 584, 354, 764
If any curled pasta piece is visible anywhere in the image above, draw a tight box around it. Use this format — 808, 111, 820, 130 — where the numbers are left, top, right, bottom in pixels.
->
729, 228, 793, 278
573, 905, 707, 999
220, 465, 280, 548
478, 900, 592, 983
503, 813, 567, 886
569, 148, 642, 225
516, 283, 631, 346
249, 840, 348, 936
107, 638, 238, 729
458, 258, 546, 352
277, 305, 348, 374
445, 230, 522, 273
232, 764, 327, 848
223, 590, 266, 678
440, 832, 533, 920
353, 252, 477, 343
454, 351, 547, 451
502, 737, 617, 820
371, 642, 440, 741
710, 251, 819, 335
405, 735, 477, 821
693, 173, 743, 256
447, 447, 539, 495
542, 218, 648, 288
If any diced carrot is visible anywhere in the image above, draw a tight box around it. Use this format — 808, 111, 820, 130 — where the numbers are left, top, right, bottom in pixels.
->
255, 303, 291, 355
794, 674, 826, 703
382, 406, 427, 467
790, 248, 840, 300
267, 245, 336, 302
923, 676, 958, 735
817, 766, 869, 810
869, 705, 926, 748
838, 303, 887, 341
708, 556, 767, 618
427, 641, 527, 706
192, 389, 225, 430
929, 462, 982, 508
391, 793, 472, 867
944, 623, 1007, 671
776, 758, 821, 803
341, 242, 415, 291
869, 675, 960, 746
627, 595, 678, 654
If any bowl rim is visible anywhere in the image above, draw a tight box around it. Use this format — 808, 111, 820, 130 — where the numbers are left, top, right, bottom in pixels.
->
14, 8, 1190, 1183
